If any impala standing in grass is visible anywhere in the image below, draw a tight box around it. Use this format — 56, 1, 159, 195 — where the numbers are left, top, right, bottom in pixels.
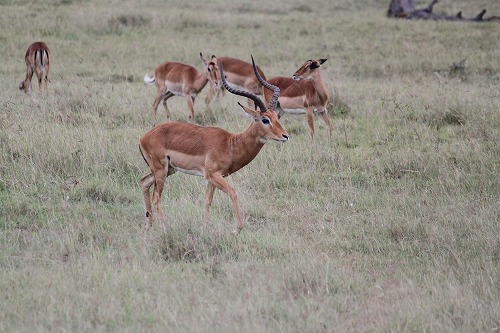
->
144, 53, 218, 120
19, 41, 51, 93
264, 59, 333, 140
139, 57, 288, 234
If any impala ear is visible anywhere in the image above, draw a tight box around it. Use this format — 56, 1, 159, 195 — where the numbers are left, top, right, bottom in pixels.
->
309, 61, 320, 69
200, 52, 207, 64
238, 102, 258, 118
319, 58, 327, 64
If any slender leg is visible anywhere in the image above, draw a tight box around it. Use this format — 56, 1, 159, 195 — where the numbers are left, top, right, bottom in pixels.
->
152, 92, 163, 118
44, 64, 50, 92
25, 66, 34, 93
206, 172, 243, 234
152, 168, 167, 231
162, 92, 174, 118
140, 173, 154, 230
153, 86, 172, 119
186, 95, 195, 121
306, 107, 315, 140
204, 182, 216, 226
28, 70, 34, 92
318, 108, 333, 139
37, 73, 43, 91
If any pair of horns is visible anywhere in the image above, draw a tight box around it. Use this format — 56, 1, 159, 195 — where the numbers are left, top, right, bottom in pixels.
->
220, 56, 280, 112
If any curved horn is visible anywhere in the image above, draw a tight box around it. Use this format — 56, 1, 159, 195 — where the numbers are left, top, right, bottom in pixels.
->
251, 55, 280, 111
220, 62, 267, 112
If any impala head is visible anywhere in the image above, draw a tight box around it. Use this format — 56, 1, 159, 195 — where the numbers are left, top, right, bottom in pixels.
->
206, 54, 223, 91
220, 58, 289, 143
200, 52, 219, 91
292, 58, 327, 81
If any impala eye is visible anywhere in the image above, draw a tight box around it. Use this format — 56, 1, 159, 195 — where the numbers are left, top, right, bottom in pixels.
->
262, 118, 270, 125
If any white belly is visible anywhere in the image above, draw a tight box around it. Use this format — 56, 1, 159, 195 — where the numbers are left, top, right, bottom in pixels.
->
172, 166, 203, 177
281, 107, 306, 114
164, 81, 184, 96
166, 152, 205, 177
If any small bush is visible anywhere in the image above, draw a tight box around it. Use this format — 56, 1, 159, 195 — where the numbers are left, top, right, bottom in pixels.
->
435, 59, 470, 82
157, 228, 234, 262
292, 5, 313, 13
91, 14, 151, 35
108, 14, 151, 29
426, 108, 466, 129
448, 59, 469, 81
328, 92, 351, 117
108, 74, 134, 83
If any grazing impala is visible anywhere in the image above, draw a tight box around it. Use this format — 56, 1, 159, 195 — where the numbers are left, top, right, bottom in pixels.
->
264, 59, 333, 140
144, 53, 218, 120
139, 57, 288, 234
19, 41, 50, 93
203, 54, 267, 107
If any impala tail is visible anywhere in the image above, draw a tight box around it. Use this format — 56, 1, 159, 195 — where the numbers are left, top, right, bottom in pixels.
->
143, 74, 155, 85
34, 49, 49, 68
138, 143, 150, 168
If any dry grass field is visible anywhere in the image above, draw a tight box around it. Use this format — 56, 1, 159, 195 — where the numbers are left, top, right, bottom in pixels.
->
0, 0, 499, 332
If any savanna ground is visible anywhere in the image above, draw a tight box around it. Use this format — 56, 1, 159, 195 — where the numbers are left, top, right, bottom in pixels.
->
0, 0, 499, 332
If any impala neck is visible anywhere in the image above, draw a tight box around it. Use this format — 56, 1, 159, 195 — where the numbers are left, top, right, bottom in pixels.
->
229, 122, 266, 169
194, 73, 209, 91
309, 72, 330, 104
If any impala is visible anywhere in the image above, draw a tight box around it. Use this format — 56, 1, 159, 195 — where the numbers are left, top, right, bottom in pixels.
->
263, 59, 333, 140
19, 41, 50, 93
144, 53, 218, 120
203, 54, 267, 107
139, 57, 288, 234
